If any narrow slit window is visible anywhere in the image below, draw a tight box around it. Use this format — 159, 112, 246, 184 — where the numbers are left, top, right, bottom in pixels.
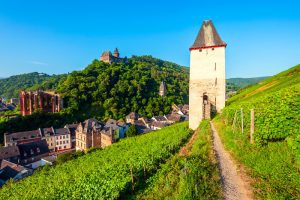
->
215, 78, 217, 86
215, 63, 217, 71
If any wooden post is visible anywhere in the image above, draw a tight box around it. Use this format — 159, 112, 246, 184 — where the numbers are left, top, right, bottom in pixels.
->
241, 108, 244, 134
232, 110, 237, 131
250, 109, 255, 143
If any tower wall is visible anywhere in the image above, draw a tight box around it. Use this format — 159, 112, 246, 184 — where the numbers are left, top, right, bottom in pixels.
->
189, 47, 226, 130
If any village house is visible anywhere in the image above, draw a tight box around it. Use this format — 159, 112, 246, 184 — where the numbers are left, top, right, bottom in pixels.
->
151, 116, 168, 123
105, 119, 128, 139
150, 121, 169, 130
54, 128, 71, 152
41, 127, 56, 152
0, 159, 32, 187
75, 119, 104, 151
126, 112, 139, 124
64, 124, 78, 148
4, 129, 42, 147
0, 146, 20, 164
165, 113, 183, 124
17, 140, 50, 166
100, 127, 115, 148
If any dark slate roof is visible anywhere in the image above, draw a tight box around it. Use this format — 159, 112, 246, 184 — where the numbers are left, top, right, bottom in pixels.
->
166, 114, 182, 122
82, 119, 104, 133
101, 51, 112, 57
152, 116, 167, 122
0, 146, 20, 160
151, 121, 168, 128
55, 128, 69, 136
41, 127, 55, 137
64, 124, 78, 137
101, 127, 113, 137
18, 140, 49, 160
190, 20, 226, 50
0, 166, 19, 182
5, 129, 41, 142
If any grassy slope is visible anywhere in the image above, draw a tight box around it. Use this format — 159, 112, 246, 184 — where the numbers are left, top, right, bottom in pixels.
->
214, 64, 300, 199
227, 76, 269, 89
136, 120, 221, 199
227, 64, 300, 105
0, 122, 192, 199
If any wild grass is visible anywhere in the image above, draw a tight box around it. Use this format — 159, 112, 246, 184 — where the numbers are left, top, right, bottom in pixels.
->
213, 116, 300, 199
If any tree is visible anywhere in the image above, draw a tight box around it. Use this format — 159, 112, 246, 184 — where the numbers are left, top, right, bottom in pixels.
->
126, 125, 138, 137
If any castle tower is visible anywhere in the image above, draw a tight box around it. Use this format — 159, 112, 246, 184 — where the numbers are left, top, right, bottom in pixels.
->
113, 48, 119, 58
159, 81, 166, 97
189, 20, 227, 130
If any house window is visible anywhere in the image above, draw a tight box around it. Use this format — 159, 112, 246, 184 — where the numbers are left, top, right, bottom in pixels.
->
212, 48, 214, 51
63, 136, 65, 139
199, 49, 202, 52
60, 136, 62, 139
64, 146, 66, 149
63, 141, 65, 144
66, 135, 68, 138
56, 142, 59, 145
59, 146, 61, 150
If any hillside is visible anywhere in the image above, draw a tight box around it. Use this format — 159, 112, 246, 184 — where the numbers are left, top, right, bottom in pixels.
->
214, 64, 300, 198
0, 72, 66, 99
227, 76, 269, 90
56, 56, 189, 120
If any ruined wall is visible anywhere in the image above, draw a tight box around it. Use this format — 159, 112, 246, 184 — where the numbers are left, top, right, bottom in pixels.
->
189, 47, 226, 130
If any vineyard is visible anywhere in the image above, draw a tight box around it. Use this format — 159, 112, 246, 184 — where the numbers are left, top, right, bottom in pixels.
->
0, 122, 192, 199
222, 65, 300, 149
137, 120, 221, 199
213, 64, 300, 198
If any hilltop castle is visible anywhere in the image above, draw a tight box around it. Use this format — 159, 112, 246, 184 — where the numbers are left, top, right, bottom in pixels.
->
100, 48, 127, 64
189, 20, 227, 130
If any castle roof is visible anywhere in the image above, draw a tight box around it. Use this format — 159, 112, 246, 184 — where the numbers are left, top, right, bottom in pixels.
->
101, 51, 112, 57
190, 20, 226, 50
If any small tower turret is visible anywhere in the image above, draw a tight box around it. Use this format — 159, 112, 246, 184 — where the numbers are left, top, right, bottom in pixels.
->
159, 81, 166, 97
113, 48, 119, 58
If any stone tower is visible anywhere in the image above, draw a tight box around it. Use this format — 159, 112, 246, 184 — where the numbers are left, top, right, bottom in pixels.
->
159, 81, 166, 97
189, 20, 227, 130
113, 48, 119, 58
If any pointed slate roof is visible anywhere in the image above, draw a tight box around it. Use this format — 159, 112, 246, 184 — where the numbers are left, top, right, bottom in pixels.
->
190, 20, 226, 50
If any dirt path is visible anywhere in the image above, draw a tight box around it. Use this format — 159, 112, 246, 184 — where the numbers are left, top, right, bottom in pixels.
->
179, 128, 199, 157
210, 121, 253, 200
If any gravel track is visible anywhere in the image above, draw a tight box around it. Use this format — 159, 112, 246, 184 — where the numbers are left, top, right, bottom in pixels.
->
210, 121, 253, 200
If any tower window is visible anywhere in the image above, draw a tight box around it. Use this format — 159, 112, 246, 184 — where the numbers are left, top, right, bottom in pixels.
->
215, 63, 217, 71
215, 78, 217, 86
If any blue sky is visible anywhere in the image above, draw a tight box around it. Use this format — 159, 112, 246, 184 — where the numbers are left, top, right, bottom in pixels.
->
0, 0, 299, 78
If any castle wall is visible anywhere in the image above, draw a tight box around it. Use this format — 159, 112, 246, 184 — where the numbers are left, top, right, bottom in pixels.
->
189, 47, 226, 130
